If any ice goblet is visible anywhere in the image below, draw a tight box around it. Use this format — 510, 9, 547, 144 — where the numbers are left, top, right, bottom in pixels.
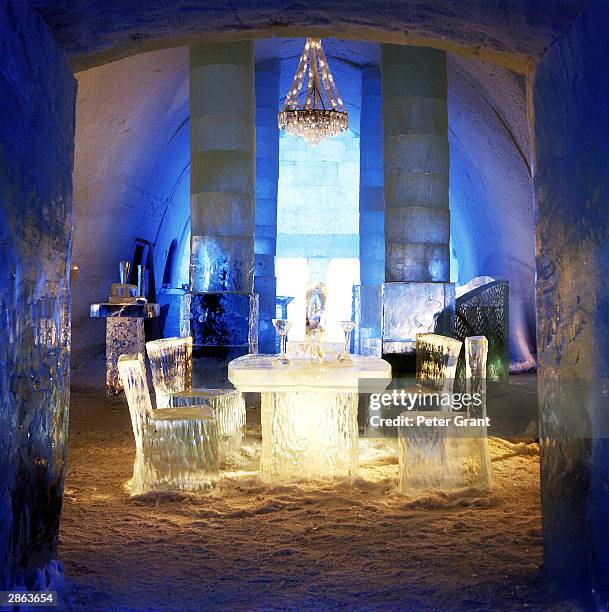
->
338, 320, 357, 362
272, 319, 293, 364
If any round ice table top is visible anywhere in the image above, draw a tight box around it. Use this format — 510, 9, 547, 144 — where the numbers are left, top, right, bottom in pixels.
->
228, 354, 392, 393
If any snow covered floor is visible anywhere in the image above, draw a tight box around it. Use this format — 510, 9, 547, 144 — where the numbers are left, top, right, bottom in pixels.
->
59, 370, 578, 610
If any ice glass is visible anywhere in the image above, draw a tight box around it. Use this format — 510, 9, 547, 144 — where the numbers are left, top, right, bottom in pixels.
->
119, 260, 130, 284
339, 320, 357, 362
272, 319, 292, 364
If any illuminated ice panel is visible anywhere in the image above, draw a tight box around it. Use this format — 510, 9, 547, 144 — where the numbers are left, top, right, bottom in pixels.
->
260, 390, 358, 483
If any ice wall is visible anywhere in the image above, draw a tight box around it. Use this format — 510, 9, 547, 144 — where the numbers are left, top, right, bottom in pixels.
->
72, 48, 190, 358
448, 56, 536, 366
0, 0, 76, 588
533, 0, 609, 604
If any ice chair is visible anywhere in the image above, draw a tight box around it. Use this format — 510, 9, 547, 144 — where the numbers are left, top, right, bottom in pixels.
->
145, 336, 246, 461
397, 335, 493, 494
415, 333, 463, 397
118, 353, 219, 495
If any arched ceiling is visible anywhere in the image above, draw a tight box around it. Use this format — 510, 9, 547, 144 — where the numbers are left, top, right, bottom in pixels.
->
32, 0, 587, 73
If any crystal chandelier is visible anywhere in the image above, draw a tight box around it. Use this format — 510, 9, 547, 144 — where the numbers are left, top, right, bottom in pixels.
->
278, 38, 349, 146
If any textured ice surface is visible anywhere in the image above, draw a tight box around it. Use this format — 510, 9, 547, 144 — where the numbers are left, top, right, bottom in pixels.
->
228, 354, 392, 393
147, 336, 246, 460
465, 336, 488, 418
260, 391, 359, 483
398, 411, 493, 494
118, 354, 219, 495
146, 336, 193, 408
171, 390, 246, 461
382, 282, 455, 352
106, 318, 145, 394
455, 279, 509, 382
185, 292, 258, 352
415, 333, 462, 394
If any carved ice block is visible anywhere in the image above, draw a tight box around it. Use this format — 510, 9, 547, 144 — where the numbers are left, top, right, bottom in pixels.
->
261, 390, 358, 483
146, 336, 246, 461
228, 355, 391, 483
170, 390, 246, 461
398, 411, 492, 494
106, 318, 145, 394
118, 354, 219, 495
382, 282, 455, 353
186, 292, 258, 353
416, 333, 462, 394
109, 283, 137, 303
455, 279, 508, 382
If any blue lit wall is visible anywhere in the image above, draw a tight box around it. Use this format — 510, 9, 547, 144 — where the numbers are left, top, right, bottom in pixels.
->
73, 47, 191, 357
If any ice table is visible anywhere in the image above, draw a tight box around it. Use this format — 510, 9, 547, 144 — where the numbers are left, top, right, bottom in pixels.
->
228, 354, 391, 483
90, 302, 160, 395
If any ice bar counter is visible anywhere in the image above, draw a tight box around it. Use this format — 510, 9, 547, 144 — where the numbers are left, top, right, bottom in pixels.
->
228, 355, 391, 483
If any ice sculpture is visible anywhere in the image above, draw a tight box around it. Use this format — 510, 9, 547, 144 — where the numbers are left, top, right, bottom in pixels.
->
170, 389, 246, 461
261, 391, 359, 482
416, 333, 462, 395
228, 354, 391, 483
454, 278, 509, 382
145, 336, 193, 408
146, 336, 246, 461
398, 335, 493, 494
118, 353, 219, 495
466, 336, 488, 418
381, 282, 455, 353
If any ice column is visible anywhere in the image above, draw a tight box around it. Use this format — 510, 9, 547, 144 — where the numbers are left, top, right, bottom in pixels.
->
358, 66, 385, 354
380, 46, 454, 354
254, 59, 280, 354
188, 42, 258, 368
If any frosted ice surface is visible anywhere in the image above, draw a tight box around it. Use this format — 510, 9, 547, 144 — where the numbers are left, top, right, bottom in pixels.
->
260, 391, 359, 483
146, 336, 193, 408
147, 336, 246, 460
106, 318, 145, 394
416, 333, 462, 395
398, 411, 493, 494
118, 354, 219, 495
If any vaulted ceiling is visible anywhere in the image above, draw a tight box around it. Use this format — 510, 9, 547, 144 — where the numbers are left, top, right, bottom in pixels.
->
31, 0, 587, 72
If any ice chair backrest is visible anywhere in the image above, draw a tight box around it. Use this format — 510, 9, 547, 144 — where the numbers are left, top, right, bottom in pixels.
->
416, 333, 463, 394
118, 353, 153, 451
465, 336, 488, 417
145, 336, 193, 408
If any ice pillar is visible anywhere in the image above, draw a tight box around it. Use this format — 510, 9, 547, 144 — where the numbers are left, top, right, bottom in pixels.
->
533, 0, 609, 605
380, 46, 454, 356
188, 42, 258, 367
0, 1, 76, 589
358, 66, 385, 352
254, 59, 280, 354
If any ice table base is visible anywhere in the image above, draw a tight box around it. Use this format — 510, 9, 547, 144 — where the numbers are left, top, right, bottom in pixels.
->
261, 390, 358, 483
228, 354, 391, 485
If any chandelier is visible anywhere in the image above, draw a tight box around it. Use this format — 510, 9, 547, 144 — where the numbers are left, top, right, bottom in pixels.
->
278, 38, 349, 146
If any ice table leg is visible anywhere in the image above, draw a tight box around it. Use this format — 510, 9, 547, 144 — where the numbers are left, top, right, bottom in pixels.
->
260, 391, 359, 483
